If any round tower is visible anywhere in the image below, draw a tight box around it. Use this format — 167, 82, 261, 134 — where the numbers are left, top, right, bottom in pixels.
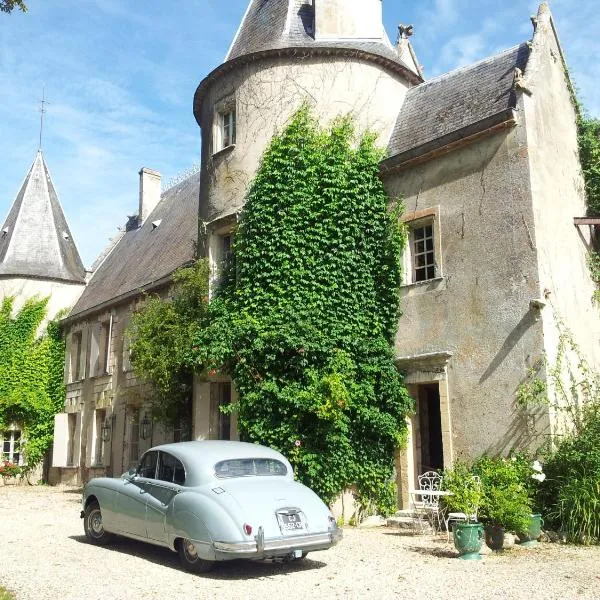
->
193, 0, 422, 228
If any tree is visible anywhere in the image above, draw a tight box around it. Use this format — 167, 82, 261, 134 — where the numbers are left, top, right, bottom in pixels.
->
192, 106, 413, 514
126, 260, 210, 429
1, 1, 27, 13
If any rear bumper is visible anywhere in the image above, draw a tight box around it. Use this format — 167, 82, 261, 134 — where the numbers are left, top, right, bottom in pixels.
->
213, 526, 342, 560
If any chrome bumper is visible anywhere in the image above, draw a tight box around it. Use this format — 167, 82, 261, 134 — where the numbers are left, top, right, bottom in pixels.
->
214, 526, 342, 556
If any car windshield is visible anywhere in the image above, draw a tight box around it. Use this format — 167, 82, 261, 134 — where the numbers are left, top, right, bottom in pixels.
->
214, 458, 288, 479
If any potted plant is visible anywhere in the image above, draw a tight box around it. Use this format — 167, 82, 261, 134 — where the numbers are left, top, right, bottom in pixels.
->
442, 462, 484, 560
0, 460, 21, 484
512, 455, 546, 546
473, 456, 531, 551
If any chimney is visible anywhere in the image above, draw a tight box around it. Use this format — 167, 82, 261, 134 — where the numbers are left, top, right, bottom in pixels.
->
138, 167, 161, 226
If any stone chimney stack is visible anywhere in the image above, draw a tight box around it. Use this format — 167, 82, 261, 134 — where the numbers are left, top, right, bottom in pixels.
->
138, 167, 161, 226
314, 0, 383, 40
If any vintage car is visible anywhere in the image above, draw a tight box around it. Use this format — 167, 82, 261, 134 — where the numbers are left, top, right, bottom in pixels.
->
81, 440, 342, 573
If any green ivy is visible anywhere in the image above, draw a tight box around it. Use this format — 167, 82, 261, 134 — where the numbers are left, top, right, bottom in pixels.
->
126, 259, 210, 428
191, 107, 413, 514
0, 297, 65, 471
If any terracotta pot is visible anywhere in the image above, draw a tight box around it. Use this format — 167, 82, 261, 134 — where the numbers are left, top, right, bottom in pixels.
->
484, 524, 506, 551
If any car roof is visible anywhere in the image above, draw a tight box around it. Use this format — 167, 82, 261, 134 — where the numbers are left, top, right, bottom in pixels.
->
147, 441, 292, 486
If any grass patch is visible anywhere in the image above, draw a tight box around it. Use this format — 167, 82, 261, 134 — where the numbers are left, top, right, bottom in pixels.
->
0, 586, 16, 600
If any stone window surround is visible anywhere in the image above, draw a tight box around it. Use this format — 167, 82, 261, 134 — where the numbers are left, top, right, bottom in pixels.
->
401, 206, 443, 287
207, 214, 237, 298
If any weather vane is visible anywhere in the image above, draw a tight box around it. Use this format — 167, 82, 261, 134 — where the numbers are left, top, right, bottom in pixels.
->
39, 88, 49, 150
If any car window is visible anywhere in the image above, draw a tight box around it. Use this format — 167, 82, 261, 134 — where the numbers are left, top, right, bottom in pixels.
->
138, 451, 158, 479
158, 452, 186, 485
214, 458, 287, 479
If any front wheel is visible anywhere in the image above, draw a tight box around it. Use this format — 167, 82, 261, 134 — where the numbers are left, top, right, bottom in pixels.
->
83, 501, 115, 545
177, 538, 214, 573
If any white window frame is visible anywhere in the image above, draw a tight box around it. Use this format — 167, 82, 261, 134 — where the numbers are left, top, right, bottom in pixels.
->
1, 428, 23, 465
69, 331, 83, 382
214, 98, 237, 153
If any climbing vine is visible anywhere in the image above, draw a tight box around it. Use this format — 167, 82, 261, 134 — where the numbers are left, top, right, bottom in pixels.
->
191, 107, 413, 514
0, 297, 65, 472
126, 259, 210, 429
576, 107, 600, 302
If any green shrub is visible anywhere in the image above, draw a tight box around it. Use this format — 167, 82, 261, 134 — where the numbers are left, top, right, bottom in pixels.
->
441, 461, 482, 517
473, 456, 531, 533
540, 401, 600, 543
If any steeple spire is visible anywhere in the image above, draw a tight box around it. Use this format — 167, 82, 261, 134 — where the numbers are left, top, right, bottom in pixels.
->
38, 88, 48, 150
0, 152, 86, 283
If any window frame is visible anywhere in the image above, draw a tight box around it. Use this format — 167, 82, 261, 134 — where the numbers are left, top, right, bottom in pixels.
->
1, 429, 23, 465
213, 97, 237, 154
402, 206, 443, 286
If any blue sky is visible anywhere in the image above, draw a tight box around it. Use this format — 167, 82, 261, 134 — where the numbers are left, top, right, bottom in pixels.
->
1, 0, 598, 268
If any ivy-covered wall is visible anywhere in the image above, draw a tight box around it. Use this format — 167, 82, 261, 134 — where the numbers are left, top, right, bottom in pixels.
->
192, 107, 413, 514
0, 296, 65, 471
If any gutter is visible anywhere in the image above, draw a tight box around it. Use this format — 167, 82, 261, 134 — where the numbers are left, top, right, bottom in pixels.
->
380, 108, 518, 174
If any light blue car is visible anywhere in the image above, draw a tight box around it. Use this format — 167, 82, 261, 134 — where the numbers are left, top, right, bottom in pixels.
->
81, 440, 342, 573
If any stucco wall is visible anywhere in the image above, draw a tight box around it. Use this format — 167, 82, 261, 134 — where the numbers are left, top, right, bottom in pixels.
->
0, 277, 84, 323
383, 125, 547, 460
197, 55, 411, 225
520, 16, 600, 433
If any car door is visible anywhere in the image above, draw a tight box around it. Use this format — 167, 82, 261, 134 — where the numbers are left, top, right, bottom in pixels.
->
116, 450, 158, 538
144, 451, 186, 543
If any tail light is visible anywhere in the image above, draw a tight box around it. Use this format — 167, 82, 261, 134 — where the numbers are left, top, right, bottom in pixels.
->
243, 523, 253, 535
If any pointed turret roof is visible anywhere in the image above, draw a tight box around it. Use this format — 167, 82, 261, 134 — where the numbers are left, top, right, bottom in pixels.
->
0, 151, 86, 284
226, 0, 408, 67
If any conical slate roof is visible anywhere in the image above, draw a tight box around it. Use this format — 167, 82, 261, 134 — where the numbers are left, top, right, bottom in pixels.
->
0, 151, 86, 284
226, 0, 408, 67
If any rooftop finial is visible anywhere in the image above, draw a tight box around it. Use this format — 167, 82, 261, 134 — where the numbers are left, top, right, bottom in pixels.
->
398, 23, 414, 42
38, 88, 49, 150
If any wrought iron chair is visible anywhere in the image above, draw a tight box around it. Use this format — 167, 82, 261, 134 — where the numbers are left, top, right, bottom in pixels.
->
413, 470, 444, 534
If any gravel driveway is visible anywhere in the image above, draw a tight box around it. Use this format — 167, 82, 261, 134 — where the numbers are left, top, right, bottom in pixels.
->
1, 486, 600, 600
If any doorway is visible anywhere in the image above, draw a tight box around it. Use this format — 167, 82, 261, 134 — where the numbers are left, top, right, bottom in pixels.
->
413, 383, 444, 478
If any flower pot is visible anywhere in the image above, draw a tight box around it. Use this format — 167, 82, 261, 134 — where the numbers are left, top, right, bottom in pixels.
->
517, 514, 543, 547
453, 522, 484, 560
484, 524, 506, 552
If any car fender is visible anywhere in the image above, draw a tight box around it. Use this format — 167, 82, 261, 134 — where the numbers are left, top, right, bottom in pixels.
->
82, 479, 120, 533
167, 490, 247, 560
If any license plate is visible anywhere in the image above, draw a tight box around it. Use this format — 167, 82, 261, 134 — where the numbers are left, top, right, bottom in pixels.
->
277, 511, 305, 533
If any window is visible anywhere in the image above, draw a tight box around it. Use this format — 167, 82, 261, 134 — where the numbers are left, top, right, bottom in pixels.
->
212, 382, 232, 441
94, 409, 106, 466
66, 414, 77, 466
412, 223, 436, 282
138, 450, 158, 479
214, 458, 287, 479
218, 109, 236, 150
2, 430, 22, 465
158, 452, 186, 485
99, 321, 111, 374
129, 409, 140, 465
402, 207, 442, 286
70, 331, 83, 382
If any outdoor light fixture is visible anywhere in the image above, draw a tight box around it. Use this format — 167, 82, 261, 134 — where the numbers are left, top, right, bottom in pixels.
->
101, 418, 112, 443
140, 414, 153, 440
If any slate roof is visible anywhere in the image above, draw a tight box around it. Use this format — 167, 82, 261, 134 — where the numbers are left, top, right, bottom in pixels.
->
68, 172, 200, 318
0, 151, 86, 284
386, 43, 531, 163
226, 0, 406, 67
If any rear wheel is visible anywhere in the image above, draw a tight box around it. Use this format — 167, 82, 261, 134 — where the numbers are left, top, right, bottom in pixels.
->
177, 538, 215, 573
83, 501, 115, 545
